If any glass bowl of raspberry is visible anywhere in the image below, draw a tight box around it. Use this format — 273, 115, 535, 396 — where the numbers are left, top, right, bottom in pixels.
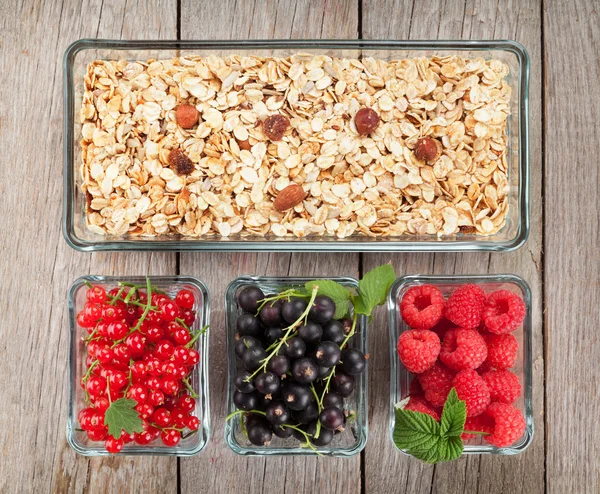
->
388, 274, 533, 457
66, 276, 210, 456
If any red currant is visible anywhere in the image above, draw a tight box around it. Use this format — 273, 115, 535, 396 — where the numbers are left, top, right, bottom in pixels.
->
86, 376, 106, 398
137, 291, 148, 304
124, 305, 139, 323
152, 408, 171, 427
87, 428, 108, 441
187, 348, 200, 366
146, 358, 163, 377
145, 376, 161, 391
121, 432, 135, 444
145, 311, 162, 325
96, 321, 109, 337
89, 410, 106, 430
94, 396, 110, 413
160, 429, 181, 447
87, 285, 107, 304
156, 340, 175, 360
131, 361, 147, 383
160, 378, 180, 396
96, 346, 114, 365
173, 328, 191, 346
181, 308, 196, 326
77, 312, 94, 329
126, 333, 146, 358
145, 324, 163, 343
147, 389, 165, 407
127, 385, 148, 404
109, 370, 128, 390
136, 402, 154, 420
186, 416, 200, 431
175, 366, 188, 379
170, 408, 188, 428
177, 394, 196, 413
175, 289, 195, 309
105, 436, 124, 454
161, 361, 178, 377
107, 321, 128, 340
78, 408, 95, 430
172, 346, 189, 365
84, 302, 102, 322
160, 301, 180, 322
102, 305, 119, 322
113, 343, 131, 361
152, 293, 169, 307
164, 322, 181, 337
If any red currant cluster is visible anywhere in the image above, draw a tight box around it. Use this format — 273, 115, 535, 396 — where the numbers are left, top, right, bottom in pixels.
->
76, 282, 204, 453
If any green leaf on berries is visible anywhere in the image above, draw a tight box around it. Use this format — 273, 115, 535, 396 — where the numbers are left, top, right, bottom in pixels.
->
353, 263, 396, 318
393, 388, 466, 464
104, 398, 144, 439
305, 279, 351, 320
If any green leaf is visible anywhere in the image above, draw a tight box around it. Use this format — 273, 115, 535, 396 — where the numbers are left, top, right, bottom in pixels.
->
354, 264, 396, 317
104, 398, 144, 439
305, 279, 351, 320
392, 388, 466, 464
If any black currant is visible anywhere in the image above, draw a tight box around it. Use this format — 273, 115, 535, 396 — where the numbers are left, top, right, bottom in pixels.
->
242, 346, 267, 372
314, 341, 341, 368
298, 321, 323, 345
272, 424, 294, 438
322, 320, 346, 345
311, 427, 334, 446
340, 318, 353, 333
342, 348, 366, 375
234, 370, 255, 393
265, 401, 290, 426
247, 421, 273, 446
254, 371, 280, 395
331, 372, 355, 397
322, 392, 344, 411
238, 286, 265, 313
292, 357, 319, 384
292, 421, 318, 441
233, 390, 259, 411
317, 365, 332, 379
281, 297, 308, 324
319, 407, 345, 430
308, 295, 335, 324
259, 300, 284, 327
236, 313, 262, 338
267, 355, 290, 376
281, 382, 312, 411
292, 401, 319, 424
264, 326, 285, 346
235, 335, 261, 359
284, 337, 306, 359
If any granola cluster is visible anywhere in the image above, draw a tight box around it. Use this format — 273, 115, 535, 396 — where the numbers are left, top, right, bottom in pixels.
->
80, 54, 511, 238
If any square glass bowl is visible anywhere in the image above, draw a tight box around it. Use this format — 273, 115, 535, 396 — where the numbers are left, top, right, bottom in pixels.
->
224, 276, 368, 456
66, 275, 211, 456
64, 39, 529, 252
387, 274, 533, 455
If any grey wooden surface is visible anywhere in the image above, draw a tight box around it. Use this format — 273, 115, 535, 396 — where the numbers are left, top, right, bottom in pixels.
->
0, 0, 596, 492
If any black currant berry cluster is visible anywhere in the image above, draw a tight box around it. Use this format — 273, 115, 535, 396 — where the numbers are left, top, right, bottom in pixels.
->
230, 284, 366, 449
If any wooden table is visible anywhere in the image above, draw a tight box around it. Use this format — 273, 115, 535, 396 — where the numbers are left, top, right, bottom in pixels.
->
1, 0, 597, 492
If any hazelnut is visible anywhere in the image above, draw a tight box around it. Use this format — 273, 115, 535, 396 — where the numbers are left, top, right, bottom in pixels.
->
168, 149, 194, 176
414, 137, 442, 163
354, 107, 380, 136
175, 104, 199, 129
263, 114, 290, 141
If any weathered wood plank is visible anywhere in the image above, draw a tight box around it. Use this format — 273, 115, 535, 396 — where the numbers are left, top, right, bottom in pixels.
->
178, 1, 360, 493
544, 1, 600, 492
0, 0, 178, 492
362, 1, 545, 493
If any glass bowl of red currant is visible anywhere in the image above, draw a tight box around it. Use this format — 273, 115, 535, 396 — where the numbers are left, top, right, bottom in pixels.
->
67, 276, 210, 456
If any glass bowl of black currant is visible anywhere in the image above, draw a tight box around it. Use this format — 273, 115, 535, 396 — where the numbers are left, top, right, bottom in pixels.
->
224, 276, 369, 456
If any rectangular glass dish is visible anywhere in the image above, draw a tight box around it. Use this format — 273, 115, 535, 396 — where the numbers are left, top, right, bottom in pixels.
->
66, 275, 211, 456
64, 39, 529, 252
224, 276, 368, 456
387, 274, 533, 456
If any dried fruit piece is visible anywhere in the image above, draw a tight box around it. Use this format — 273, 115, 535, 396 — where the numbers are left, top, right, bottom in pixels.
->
175, 104, 199, 129
415, 137, 443, 163
168, 149, 194, 176
237, 139, 252, 151
354, 107, 380, 136
263, 114, 290, 141
273, 184, 306, 212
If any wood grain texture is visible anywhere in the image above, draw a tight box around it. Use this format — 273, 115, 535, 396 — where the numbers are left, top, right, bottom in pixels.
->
178, 2, 360, 493
544, 1, 600, 492
0, 0, 178, 492
361, 1, 545, 493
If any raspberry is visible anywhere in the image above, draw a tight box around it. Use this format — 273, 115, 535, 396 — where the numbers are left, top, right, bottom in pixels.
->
482, 290, 526, 334
400, 285, 445, 330
404, 394, 440, 421
482, 370, 521, 404
440, 329, 487, 371
397, 330, 441, 374
461, 414, 494, 440
483, 333, 518, 370
430, 317, 457, 341
418, 362, 455, 407
444, 284, 485, 329
482, 402, 526, 447
453, 369, 490, 417
409, 377, 423, 396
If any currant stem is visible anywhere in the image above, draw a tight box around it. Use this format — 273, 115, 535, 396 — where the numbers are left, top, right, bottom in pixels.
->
186, 325, 209, 349
182, 377, 198, 398
109, 286, 126, 306
225, 409, 266, 421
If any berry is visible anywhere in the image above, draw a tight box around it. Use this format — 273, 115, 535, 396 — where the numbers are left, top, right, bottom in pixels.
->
341, 348, 366, 375
156, 339, 175, 360
187, 416, 200, 431
160, 378, 180, 396
242, 346, 267, 372
461, 414, 495, 440
175, 289, 195, 309
264, 327, 285, 346
418, 362, 455, 407
233, 390, 259, 411
281, 298, 308, 324
135, 402, 154, 420
273, 424, 294, 439
159, 300, 180, 322
236, 313, 262, 338
430, 317, 457, 340
319, 407, 345, 430
247, 420, 273, 446
440, 328, 487, 371
237, 286, 265, 313
87, 285, 107, 304
105, 436, 124, 454
265, 401, 290, 425
293, 402, 319, 424
308, 295, 335, 324
173, 327, 191, 346
263, 114, 290, 141
181, 308, 195, 326
315, 341, 341, 368
482, 290, 526, 334
311, 427, 334, 446
127, 385, 148, 404
482, 370, 521, 404
148, 389, 165, 407
404, 395, 440, 421
187, 348, 200, 366
400, 285, 445, 330
125, 333, 146, 358
284, 337, 306, 359
234, 370, 255, 393
444, 284, 486, 329
107, 321, 128, 340
397, 329, 441, 374
322, 392, 344, 411
292, 358, 319, 384
331, 372, 355, 397
267, 355, 290, 376
453, 369, 490, 417
282, 383, 312, 411
160, 429, 181, 447
168, 149, 194, 176
254, 372, 280, 395
235, 335, 261, 359
482, 402, 526, 447
483, 333, 518, 370
409, 377, 423, 396
321, 320, 345, 345
87, 428, 108, 441
177, 394, 196, 413
298, 322, 323, 345
259, 300, 283, 327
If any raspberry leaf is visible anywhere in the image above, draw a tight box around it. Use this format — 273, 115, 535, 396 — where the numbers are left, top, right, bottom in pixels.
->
104, 398, 144, 439
353, 264, 395, 318
439, 388, 467, 437
305, 280, 351, 320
